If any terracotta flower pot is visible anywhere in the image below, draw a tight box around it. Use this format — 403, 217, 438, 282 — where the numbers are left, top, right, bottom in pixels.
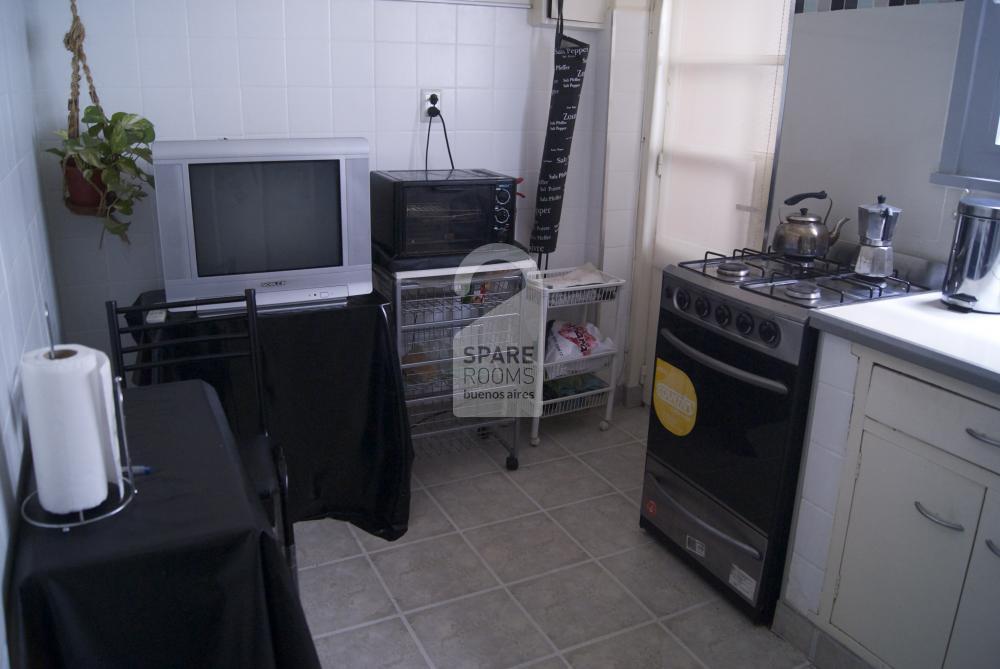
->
64, 157, 107, 208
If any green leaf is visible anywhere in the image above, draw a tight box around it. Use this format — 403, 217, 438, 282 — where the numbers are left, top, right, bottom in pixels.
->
82, 106, 105, 124
110, 124, 128, 154
54, 129, 69, 140
76, 147, 105, 168
101, 168, 121, 188
45, 147, 66, 158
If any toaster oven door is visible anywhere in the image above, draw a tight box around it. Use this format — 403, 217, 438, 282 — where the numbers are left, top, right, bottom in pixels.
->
401, 185, 498, 256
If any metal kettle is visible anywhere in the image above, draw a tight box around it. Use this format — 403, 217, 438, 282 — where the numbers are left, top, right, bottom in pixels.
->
772, 190, 851, 258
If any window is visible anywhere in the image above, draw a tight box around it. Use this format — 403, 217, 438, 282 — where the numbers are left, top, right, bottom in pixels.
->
932, 0, 1000, 193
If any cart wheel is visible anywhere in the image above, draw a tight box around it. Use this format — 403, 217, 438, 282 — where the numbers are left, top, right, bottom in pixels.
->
599, 420, 610, 431
530, 436, 541, 447
505, 455, 519, 471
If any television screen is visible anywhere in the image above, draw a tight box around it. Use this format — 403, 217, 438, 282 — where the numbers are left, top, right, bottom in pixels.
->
189, 160, 343, 277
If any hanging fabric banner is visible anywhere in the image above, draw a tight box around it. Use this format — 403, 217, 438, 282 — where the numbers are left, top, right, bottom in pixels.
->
529, 2, 589, 256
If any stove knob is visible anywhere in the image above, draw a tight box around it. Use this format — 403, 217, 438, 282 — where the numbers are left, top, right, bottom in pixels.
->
736, 312, 755, 336
494, 208, 510, 224
694, 296, 711, 318
714, 304, 731, 327
676, 290, 691, 311
759, 320, 781, 347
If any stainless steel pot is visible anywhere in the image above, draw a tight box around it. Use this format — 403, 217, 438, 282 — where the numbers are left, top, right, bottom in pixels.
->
773, 190, 851, 258
942, 196, 1000, 313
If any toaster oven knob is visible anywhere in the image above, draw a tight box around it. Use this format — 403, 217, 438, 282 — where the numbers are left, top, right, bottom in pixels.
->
675, 290, 691, 311
694, 296, 711, 318
494, 208, 510, 224
714, 304, 731, 327
736, 312, 755, 336
496, 188, 511, 205
758, 320, 781, 347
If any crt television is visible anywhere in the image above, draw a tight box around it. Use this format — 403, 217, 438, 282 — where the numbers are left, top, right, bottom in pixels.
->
153, 137, 372, 307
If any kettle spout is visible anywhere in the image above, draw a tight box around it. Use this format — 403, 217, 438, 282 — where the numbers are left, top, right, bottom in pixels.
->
829, 217, 851, 245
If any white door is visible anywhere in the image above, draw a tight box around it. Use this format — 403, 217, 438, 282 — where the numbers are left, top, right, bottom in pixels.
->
831, 430, 984, 669
944, 488, 1000, 669
627, 0, 791, 399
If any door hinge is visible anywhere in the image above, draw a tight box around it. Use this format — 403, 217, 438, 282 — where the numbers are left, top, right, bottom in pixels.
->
655, 152, 664, 178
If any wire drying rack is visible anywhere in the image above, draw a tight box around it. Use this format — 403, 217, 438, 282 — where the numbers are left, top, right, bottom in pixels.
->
376, 264, 526, 470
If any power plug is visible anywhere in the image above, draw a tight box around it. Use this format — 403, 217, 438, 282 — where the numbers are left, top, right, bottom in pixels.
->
421, 89, 442, 123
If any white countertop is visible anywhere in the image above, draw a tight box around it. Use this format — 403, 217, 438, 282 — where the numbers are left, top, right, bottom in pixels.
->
811, 291, 1000, 394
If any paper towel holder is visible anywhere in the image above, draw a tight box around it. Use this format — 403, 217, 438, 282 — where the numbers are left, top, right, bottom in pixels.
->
21, 376, 137, 531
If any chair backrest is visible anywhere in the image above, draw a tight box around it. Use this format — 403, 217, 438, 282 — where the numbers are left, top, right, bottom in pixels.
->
105, 289, 267, 435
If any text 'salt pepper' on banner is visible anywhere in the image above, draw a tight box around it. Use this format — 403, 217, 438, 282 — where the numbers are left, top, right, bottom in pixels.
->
529, 14, 589, 255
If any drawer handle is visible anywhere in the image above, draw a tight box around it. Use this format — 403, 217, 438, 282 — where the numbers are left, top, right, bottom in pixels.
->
649, 474, 763, 561
966, 428, 1000, 448
914, 501, 965, 532
988, 539, 1000, 559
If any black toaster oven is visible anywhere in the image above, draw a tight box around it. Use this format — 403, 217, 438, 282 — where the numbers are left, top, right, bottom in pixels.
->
370, 169, 517, 260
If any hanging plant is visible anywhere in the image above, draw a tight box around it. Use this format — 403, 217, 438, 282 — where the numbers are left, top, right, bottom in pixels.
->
47, 0, 155, 243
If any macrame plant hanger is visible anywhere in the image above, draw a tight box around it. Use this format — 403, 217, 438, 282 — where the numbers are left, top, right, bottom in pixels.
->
61, 0, 107, 217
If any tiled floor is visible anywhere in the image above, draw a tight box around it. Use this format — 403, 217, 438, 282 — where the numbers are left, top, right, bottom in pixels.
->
294, 406, 811, 669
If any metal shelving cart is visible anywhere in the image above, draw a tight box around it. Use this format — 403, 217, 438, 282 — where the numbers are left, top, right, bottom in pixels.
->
375, 261, 532, 470
525, 267, 626, 446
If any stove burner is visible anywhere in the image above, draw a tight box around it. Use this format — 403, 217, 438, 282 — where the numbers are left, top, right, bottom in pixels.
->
716, 262, 751, 279
785, 282, 822, 301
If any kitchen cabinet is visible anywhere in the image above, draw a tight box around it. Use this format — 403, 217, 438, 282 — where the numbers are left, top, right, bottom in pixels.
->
944, 490, 1000, 669
829, 427, 984, 669
811, 350, 1000, 669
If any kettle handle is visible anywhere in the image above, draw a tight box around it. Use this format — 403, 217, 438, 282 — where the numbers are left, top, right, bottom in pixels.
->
783, 191, 828, 206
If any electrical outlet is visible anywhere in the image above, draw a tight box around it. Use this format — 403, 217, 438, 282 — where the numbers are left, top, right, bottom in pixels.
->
420, 89, 442, 123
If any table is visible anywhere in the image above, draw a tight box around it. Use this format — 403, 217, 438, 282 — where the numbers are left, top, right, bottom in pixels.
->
128, 290, 413, 540
6, 381, 321, 669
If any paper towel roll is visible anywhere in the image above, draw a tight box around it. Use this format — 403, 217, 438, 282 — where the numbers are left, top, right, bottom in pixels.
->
21, 345, 124, 515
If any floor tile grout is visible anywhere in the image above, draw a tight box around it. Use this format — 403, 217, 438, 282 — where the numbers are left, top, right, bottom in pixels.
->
507, 425, 711, 669
419, 477, 567, 666
309, 612, 401, 642
351, 527, 439, 669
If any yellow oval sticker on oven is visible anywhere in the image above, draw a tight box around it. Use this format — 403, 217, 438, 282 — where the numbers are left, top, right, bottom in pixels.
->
653, 358, 697, 436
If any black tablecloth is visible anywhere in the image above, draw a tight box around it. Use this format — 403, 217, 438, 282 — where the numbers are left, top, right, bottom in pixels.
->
128, 291, 413, 540
7, 381, 320, 669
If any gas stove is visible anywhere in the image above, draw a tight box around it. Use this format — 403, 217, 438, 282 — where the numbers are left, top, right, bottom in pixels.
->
644, 248, 932, 623
679, 249, 920, 310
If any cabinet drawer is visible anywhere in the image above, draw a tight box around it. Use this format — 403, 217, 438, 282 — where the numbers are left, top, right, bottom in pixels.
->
867, 366, 1000, 475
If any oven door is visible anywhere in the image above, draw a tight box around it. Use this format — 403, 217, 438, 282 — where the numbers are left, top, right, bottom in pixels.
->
400, 184, 496, 256
647, 308, 802, 535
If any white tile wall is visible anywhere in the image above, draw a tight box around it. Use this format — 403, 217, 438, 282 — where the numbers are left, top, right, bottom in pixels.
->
25, 0, 612, 350
595, 6, 647, 378
0, 1, 59, 665
784, 332, 860, 616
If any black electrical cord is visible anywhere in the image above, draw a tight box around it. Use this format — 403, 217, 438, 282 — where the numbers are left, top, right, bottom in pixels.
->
424, 100, 455, 171
437, 111, 455, 170
425, 113, 433, 172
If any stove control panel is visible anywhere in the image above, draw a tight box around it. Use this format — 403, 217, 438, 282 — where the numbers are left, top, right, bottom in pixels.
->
662, 273, 805, 365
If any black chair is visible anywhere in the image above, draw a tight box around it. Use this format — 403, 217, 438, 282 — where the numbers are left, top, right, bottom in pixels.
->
105, 289, 297, 581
